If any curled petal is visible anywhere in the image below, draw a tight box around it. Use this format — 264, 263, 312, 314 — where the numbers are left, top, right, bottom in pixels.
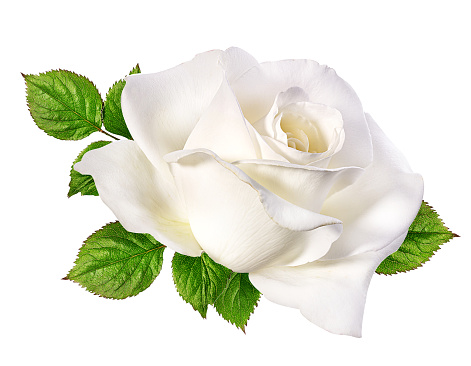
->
261, 134, 343, 168
250, 232, 408, 337
256, 102, 346, 168
222, 47, 260, 83
74, 140, 202, 256
231, 59, 373, 169
252, 87, 310, 139
185, 76, 287, 162
184, 78, 257, 162
165, 149, 342, 273
121, 50, 225, 167
235, 160, 363, 213
281, 102, 344, 154
321, 114, 424, 259
246, 124, 289, 161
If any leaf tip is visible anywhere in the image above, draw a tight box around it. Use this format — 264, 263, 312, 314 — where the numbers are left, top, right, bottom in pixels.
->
130, 63, 141, 75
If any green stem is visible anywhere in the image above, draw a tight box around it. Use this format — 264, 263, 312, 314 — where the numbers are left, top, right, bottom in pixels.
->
99, 128, 119, 140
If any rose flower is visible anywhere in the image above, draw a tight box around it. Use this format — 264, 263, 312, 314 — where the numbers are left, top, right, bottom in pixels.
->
75, 48, 423, 337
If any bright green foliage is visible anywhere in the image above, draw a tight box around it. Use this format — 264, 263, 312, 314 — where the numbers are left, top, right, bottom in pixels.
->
65, 222, 165, 299
172, 252, 232, 318
376, 201, 458, 275
129, 64, 141, 75
214, 272, 261, 332
68, 140, 111, 197
24, 70, 103, 140
102, 64, 141, 139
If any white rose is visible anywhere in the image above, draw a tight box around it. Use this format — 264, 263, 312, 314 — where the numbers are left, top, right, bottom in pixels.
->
75, 48, 423, 337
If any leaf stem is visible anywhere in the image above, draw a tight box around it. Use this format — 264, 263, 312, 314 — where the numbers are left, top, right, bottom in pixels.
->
99, 128, 119, 140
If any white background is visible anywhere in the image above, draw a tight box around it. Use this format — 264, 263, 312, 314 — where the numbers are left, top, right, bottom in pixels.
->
1, 1, 470, 365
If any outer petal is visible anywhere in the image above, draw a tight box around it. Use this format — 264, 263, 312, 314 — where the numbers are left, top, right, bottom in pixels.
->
235, 160, 364, 213
249, 232, 408, 337
121, 50, 225, 167
320, 114, 424, 259
184, 78, 257, 162
185, 76, 287, 162
74, 140, 202, 256
165, 149, 342, 273
223, 47, 260, 84
231, 60, 373, 169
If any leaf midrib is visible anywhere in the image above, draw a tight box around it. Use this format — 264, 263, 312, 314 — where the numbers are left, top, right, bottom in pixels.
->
407, 230, 454, 235
68, 245, 165, 279
28, 75, 102, 133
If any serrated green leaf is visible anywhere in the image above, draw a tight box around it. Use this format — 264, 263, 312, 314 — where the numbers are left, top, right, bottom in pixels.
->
68, 140, 111, 197
376, 201, 458, 275
102, 64, 140, 140
214, 272, 261, 332
129, 64, 141, 75
24, 70, 103, 140
65, 221, 165, 299
172, 252, 232, 318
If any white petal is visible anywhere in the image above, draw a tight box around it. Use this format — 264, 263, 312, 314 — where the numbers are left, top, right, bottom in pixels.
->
252, 87, 310, 139
320, 114, 424, 259
184, 69, 286, 163
165, 149, 342, 273
261, 134, 342, 168
223, 47, 259, 83
256, 102, 346, 167
184, 78, 257, 162
249, 232, 408, 337
235, 160, 364, 213
74, 140, 202, 256
281, 102, 344, 153
245, 123, 289, 161
231, 59, 373, 168
121, 50, 225, 167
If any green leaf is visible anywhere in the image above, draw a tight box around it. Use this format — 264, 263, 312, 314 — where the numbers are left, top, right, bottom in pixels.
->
102, 64, 140, 139
213, 272, 261, 332
172, 252, 232, 318
129, 64, 141, 75
64, 221, 165, 299
376, 201, 458, 275
24, 70, 103, 140
68, 140, 111, 197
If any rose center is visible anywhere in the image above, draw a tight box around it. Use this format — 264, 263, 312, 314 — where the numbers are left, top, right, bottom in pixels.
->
280, 111, 328, 153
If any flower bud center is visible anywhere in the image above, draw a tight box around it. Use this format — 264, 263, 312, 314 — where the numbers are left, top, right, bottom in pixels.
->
280, 112, 327, 153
